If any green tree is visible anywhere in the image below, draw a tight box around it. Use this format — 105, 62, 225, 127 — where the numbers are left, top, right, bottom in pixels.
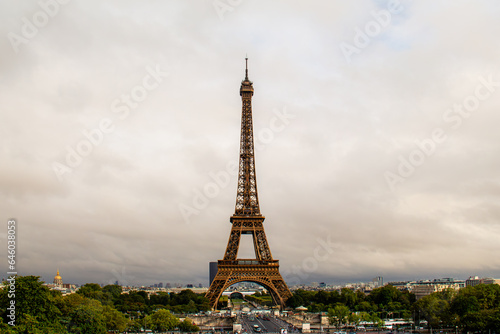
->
450, 284, 500, 331
0, 276, 62, 329
286, 294, 304, 308
76, 283, 113, 305
356, 301, 372, 312
315, 290, 330, 305
462, 309, 500, 332
0, 317, 16, 333
128, 318, 145, 332
328, 304, 350, 328
357, 311, 371, 326
13, 314, 43, 334
58, 293, 87, 315
102, 284, 122, 305
145, 309, 180, 332
348, 312, 361, 327
76, 283, 102, 297
179, 317, 200, 332
370, 314, 384, 330
68, 299, 107, 334
340, 288, 357, 308
368, 285, 400, 306
309, 303, 326, 312
102, 305, 130, 332
451, 293, 480, 318
150, 291, 171, 306
9, 313, 67, 334
115, 290, 149, 313
412, 289, 455, 328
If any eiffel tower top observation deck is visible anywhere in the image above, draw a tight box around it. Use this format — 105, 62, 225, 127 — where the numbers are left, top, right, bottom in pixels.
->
234, 57, 260, 217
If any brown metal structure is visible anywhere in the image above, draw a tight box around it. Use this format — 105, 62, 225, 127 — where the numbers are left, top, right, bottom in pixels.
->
205, 59, 292, 310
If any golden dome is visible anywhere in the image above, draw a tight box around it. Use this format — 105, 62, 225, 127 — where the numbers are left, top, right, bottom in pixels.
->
54, 269, 62, 280
54, 269, 63, 284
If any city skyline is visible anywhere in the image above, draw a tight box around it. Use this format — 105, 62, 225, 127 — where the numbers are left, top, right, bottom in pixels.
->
27, 267, 496, 290
2, 1, 500, 287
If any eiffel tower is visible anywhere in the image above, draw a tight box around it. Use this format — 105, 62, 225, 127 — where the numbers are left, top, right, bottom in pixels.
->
205, 58, 292, 310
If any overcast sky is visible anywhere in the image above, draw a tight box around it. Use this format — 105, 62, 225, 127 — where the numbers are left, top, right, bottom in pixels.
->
1, 0, 500, 287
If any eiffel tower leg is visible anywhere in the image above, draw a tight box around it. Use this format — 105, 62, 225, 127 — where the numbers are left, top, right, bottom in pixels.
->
223, 229, 241, 260
205, 264, 292, 310
205, 278, 227, 309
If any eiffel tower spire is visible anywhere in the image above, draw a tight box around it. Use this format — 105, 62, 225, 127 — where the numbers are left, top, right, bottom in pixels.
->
245, 56, 249, 80
205, 58, 292, 310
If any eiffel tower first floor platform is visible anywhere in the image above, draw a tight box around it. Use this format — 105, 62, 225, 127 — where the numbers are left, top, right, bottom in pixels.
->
205, 259, 292, 310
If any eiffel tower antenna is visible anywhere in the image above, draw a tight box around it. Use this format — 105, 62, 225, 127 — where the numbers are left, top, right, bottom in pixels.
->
205, 58, 292, 310
245, 55, 248, 80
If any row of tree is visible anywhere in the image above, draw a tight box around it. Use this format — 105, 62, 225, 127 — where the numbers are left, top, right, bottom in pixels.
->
75, 282, 211, 313
0, 276, 203, 333
413, 284, 500, 331
245, 291, 274, 307
2, 276, 500, 332
286, 284, 500, 332
286, 285, 414, 316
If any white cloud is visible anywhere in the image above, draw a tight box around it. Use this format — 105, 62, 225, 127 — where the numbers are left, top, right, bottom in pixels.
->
1, 0, 500, 286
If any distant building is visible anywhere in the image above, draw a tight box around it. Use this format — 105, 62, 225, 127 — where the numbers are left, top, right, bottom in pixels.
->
481, 278, 500, 285
387, 281, 411, 291
53, 270, 63, 286
209, 262, 218, 286
466, 276, 500, 287
44, 270, 77, 296
413, 278, 465, 300
373, 276, 383, 288
62, 283, 77, 289
466, 276, 481, 287
386, 278, 467, 299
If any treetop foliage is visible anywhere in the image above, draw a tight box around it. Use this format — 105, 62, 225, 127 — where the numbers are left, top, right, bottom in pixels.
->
0, 276, 208, 333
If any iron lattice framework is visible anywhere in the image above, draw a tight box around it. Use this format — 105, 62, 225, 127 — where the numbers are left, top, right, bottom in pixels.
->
205, 59, 292, 309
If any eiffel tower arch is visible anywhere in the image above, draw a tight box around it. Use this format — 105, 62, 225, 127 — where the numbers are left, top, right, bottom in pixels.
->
205, 58, 292, 310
